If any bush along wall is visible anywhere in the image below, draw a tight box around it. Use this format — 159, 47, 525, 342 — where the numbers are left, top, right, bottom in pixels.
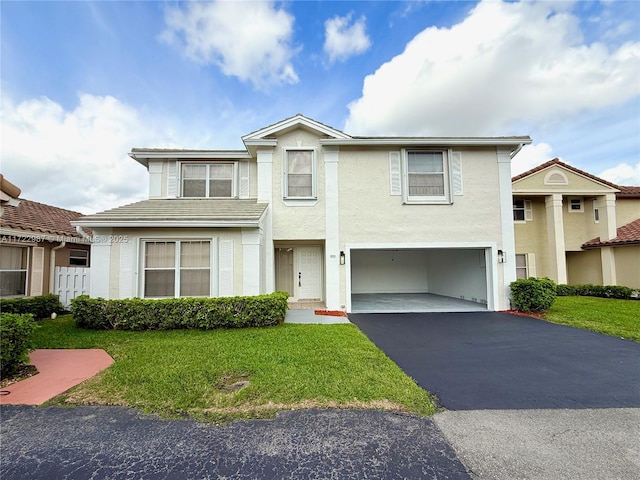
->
555, 283, 635, 300
0, 313, 35, 377
510, 277, 557, 313
72, 292, 290, 331
0, 294, 64, 320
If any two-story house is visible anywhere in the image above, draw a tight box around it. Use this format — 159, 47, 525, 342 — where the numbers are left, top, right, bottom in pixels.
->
74, 115, 531, 312
512, 159, 640, 289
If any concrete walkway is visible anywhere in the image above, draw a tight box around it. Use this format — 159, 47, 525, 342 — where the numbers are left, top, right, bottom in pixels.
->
284, 309, 350, 324
0, 349, 114, 405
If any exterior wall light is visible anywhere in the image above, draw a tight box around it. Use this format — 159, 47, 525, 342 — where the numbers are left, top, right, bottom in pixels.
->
340, 251, 346, 265
497, 249, 505, 263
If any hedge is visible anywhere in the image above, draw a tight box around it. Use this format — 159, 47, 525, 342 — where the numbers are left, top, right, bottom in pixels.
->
0, 313, 35, 377
510, 277, 557, 312
72, 292, 290, 331
555, 283, 635, 300
0, 294, 64, 320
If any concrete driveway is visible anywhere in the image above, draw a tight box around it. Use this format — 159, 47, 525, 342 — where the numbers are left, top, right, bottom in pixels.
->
349, 311, 640, 410
351, 311, 640, 479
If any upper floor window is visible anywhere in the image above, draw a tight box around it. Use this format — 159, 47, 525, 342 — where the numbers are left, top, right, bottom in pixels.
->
403, 150, 449, 203
284, 150, 315, 199
513, 199, 532, 222
182, 164, 235, 198
593, 199, 600, 223
568, 197, 583, 213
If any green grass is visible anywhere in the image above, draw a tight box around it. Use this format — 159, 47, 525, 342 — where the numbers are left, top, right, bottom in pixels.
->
31, 315, 436, 422
543, 296, 640, 342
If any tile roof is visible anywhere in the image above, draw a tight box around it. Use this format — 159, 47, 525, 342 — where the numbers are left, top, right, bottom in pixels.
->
616, 186, 640, 198
1, 198, 86, 239
75, 199, 268, 225
582, 218, 640, 249
512, 158, 621, 189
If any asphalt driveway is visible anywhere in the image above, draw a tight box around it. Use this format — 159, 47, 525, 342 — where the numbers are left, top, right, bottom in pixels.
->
350, 311, 640, 410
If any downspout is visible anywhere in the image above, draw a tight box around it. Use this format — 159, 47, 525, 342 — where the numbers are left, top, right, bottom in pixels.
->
49, 241, 66, 294
75, 225, 92, 242
510, 143, 525, 159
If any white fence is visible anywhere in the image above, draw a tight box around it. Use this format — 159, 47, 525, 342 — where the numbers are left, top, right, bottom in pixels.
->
54, 266, 90, 309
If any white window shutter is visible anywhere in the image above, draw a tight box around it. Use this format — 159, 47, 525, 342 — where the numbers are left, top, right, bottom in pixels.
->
389, 151, 401, 196
119, 240, 135, 299
30, 246, 45, 296
239, 161, 250, 199
451, 151, 463, 196
218, 240, 234, 297
167, 162, 178, 197
524, 200, 533, 221
527, 253, 537, 278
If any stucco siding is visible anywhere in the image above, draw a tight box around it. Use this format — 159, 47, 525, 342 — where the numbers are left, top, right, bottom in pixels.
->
614, 246, 640, 288
615, 198, 640, 227
566, 250, 602, 285
513, 168, 616, 194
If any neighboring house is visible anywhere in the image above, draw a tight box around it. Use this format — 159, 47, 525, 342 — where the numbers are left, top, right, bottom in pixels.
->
512, 159, 640, 289
0, 175, 91, 301
74, 114, 531, 312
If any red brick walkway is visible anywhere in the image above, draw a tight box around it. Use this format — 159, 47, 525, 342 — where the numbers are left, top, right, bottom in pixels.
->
0, 349, 114, 405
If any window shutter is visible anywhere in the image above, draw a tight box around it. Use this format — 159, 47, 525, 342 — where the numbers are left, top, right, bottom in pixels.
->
119, 240, 135, 299
239, 161, 250, 198
218, 240, 234, 297
524, 200, 533, 221
167, 162, 178, 197
527, 253, 537, 278
389, 151, 401, 196
451, 151, 463, 196
30, 246, 44, 296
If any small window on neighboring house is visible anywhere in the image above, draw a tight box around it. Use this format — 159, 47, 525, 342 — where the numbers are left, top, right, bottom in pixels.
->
593, 199, 600, 223
0, 245, 28, 297
182, 164, 235, 198
284, 150, 315, 199
513, 199, 532, 222
568, 198, 583, 213
515, 254, 528, 280
69, 249, 89, 267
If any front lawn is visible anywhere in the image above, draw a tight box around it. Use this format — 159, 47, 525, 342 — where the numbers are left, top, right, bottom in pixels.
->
543, 296, 640, 342
31, 315, 436, 422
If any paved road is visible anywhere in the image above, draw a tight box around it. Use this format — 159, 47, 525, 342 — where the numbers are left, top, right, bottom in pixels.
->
350, 311, 640, 410
0, 405, 470, 480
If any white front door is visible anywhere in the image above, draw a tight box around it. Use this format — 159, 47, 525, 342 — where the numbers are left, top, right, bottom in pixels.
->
295, 246, 323, 300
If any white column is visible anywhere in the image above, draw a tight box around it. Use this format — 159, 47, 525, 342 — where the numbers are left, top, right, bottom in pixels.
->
324, 146, 340, 309
601, 247, 617, 285
545, 194, 568, 284
497, 147, 516, 310
599, 193, 618, 285
89, 229, 112, 298
257, 148, 275, 292
242, 228, 262, 295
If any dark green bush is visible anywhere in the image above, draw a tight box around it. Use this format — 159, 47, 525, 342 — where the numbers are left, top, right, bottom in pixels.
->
72, 292, 289, 331
0, 313, 35, 377
555, 284, 633, 299
510, 277, 557, 312
0, 294, 64, 320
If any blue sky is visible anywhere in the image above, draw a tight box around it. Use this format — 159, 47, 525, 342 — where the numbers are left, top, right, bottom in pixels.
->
1, 0, 639, 213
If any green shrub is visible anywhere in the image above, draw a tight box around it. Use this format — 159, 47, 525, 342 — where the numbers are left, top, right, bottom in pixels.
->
0, 294, 64, 320
0, 313, 36, 377
555, 283, 633, 300
72, 292, 290, 331
510, 277, 557, 312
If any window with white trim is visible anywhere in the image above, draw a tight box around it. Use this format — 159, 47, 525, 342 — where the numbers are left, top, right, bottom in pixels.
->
143, 240, 211, 298
0, 245, 28, 297
284, 150, 315, 199
513, 199, 532, 222
403, 150, 449, 203
568, 197, 583, 213
69, 249, 89, 267
182, 163, 235, 198
515, 254, 528, 279
593, 199, 600, 222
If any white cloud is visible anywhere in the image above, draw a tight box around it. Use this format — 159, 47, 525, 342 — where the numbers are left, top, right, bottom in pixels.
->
324, 13, 371, 63
0, 94, 171, 214
161, 1, 298, 89
599, 162, 640, 186
511, 143, 558, 177
345, 0, 640, 136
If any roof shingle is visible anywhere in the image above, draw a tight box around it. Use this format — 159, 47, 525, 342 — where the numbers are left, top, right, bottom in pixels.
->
582, 218, 640, 249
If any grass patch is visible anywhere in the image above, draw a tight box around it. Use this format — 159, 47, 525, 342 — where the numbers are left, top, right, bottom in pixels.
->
543, 296, 640, 342
31, 315, 436, 422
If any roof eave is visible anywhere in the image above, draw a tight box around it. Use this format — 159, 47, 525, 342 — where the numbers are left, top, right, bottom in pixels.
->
319, 137, 532, 148
71, 220, 262, 228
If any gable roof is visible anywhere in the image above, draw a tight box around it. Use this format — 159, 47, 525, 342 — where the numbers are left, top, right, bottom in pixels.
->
74, 199, 268, 228
242, 114, 351, 143
512, 158, 620, 189
582, 218, 640, 249
1, 198, 88, 242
